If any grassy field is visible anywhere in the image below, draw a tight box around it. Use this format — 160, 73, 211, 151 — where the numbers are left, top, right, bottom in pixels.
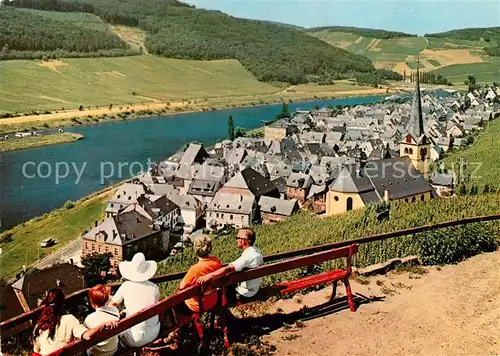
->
309, 30, 498, 77
0, 56, 279, 113
443, 116, 500, 188
0, 189, 113, 278
0, 132, 83, 152
430, 58, 500, 84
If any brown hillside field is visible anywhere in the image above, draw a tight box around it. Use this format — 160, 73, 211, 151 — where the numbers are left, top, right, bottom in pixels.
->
367, 39, 382, 52
393, 49, 484, 73
354, 36, 364, 44
420, 49, 483, 67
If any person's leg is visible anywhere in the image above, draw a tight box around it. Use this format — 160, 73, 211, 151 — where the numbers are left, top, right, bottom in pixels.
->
160, 302, 195, 350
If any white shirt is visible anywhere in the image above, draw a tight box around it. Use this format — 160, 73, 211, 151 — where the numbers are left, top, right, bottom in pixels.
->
34, 314, 88, 356
111, 280, 160, 331
231, 246, 264, 297
84, 306, 120, 356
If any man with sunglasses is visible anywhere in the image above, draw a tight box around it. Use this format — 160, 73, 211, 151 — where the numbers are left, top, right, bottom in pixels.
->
196, 227, 263, 302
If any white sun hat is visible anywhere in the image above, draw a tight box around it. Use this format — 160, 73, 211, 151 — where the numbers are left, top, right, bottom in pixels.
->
118, 252, 157, 282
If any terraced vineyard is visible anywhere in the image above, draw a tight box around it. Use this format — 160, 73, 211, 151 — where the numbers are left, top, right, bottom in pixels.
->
308, 29, 499, 83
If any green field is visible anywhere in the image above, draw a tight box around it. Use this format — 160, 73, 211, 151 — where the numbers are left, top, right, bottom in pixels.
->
0, 190, 113, 278
0, 56, 279, 113
406, 61, 425, 69
427, 59, 441, 67
0, 132, 83, 152
443, 116, 500, 188
427, 36, 498, 50
431, 58, 500, 84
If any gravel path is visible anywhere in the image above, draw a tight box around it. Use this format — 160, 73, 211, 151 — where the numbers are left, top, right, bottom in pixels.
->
265, 251, 500, 356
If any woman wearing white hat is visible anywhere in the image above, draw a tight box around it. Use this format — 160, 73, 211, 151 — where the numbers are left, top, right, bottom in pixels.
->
110, 253, 160, 348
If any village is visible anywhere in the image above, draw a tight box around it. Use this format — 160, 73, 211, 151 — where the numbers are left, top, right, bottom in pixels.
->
3, 79, 500, 322
77, 79, 499, 267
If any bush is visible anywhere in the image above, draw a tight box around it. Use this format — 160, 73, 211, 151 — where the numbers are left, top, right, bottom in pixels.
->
63, 200, 75, 210
418, 223, 497, 265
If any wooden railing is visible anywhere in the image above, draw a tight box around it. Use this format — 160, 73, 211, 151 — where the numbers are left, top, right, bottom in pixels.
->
1, 213, 499, 343
49, 245, 359, 355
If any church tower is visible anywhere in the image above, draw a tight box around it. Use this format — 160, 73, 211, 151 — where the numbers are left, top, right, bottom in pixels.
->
400, 68, 431, 180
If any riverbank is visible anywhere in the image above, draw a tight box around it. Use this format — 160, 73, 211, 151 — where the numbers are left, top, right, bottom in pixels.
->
0, 186, 114, 279
0, 132, 84, 152
0, 81, 404, 134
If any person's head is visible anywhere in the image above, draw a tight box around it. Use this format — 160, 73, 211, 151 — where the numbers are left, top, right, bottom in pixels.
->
236, 228, 255, 250
88, 284, 112, 310
35, 288, 66, 339
193, 235, 212, 258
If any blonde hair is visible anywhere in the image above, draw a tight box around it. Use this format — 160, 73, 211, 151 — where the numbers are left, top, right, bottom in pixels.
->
193, 235, 212, 258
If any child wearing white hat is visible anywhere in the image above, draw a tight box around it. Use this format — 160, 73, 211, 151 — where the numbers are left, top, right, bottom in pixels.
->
110, 253, 161, 348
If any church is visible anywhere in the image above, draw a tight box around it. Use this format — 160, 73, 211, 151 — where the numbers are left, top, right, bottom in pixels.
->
326, 71, 435, 216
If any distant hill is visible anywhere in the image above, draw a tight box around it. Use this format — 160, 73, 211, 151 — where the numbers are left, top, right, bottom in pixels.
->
2, 0, 375, 84
260, 20, 304, 30
308, 25, 500, 83
306, 26, 415, 39
425, 27, 500, 41
426, 27, 500, 59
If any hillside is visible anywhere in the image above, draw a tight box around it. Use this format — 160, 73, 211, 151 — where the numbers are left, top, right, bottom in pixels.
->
0, 56, 279, 113
308, 26, 499, 82
0, 6, 137, 59
2, 0, 375, 84
443, 112, 500, 190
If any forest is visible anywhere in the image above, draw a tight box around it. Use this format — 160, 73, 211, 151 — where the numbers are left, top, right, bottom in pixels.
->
0, 6, 134, 58
306, 26, 415, 39
3, 0, 376, 84
425, 27, 500, 41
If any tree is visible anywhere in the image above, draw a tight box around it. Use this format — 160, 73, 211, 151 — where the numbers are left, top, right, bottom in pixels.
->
228, 115, 235, 140
81, 252, 112, 287
281, 102, 289, 115
234, 126, 246, 138
467, 75, 477, 92
313, 104, 320, 110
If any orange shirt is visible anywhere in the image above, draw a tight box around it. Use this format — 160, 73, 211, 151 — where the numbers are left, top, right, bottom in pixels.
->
180, 256, 223, 312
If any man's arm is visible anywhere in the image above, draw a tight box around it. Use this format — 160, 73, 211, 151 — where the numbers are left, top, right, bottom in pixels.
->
195, 265, 235, 284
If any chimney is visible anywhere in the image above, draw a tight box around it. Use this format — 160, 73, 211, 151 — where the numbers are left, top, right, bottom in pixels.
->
95, 220, 98, 227
384, 189, 390, 203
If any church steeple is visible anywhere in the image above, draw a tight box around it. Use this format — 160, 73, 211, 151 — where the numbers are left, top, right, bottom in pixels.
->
408, 66, 425, 138
400, 63, 430, 180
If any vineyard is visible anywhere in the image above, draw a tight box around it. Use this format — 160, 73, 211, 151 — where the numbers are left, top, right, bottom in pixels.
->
156, 192, 500, 297
443, 114, 500, 190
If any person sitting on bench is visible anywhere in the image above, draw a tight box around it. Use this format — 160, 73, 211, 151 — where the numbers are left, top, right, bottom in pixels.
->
110, 253, 160, 348
159, 234, 223, 350
196, 228, 264, 303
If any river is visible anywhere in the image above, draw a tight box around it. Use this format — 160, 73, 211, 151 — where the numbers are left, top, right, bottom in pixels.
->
0, 96, 384, 231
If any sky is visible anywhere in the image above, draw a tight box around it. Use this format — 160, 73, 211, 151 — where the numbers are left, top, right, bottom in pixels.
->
184, 0, 500, 35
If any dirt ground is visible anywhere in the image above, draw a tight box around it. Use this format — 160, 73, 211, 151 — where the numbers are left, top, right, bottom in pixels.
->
264, 251, 500, 356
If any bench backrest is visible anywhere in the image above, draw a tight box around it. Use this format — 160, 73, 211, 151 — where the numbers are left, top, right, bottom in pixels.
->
213, 243, 359, 288
45, 243, 359, 356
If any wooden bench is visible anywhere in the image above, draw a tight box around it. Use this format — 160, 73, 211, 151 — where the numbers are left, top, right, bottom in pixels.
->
47, 244, 359, 356
216, 243, 359, 349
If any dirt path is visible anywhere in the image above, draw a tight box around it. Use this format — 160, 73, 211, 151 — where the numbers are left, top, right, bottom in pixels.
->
265, 251, 500, 356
